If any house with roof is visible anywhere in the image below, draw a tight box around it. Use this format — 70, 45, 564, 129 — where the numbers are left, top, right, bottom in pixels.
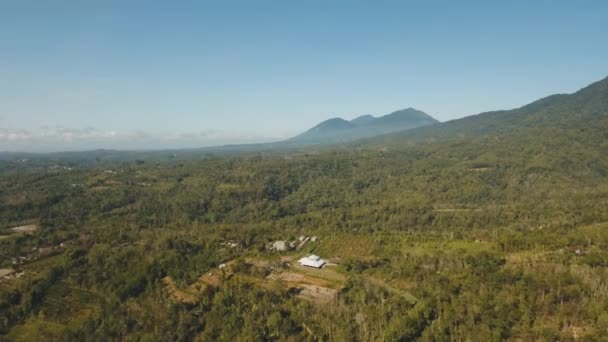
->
298, 254, 326, 269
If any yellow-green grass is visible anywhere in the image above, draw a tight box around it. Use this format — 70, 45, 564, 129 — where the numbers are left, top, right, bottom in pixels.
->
315, 234, 378, 260
399, 240, 496, 256
8, 319, 66, 342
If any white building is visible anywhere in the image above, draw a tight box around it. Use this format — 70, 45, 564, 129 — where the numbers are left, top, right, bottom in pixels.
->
298, 255, 326, 269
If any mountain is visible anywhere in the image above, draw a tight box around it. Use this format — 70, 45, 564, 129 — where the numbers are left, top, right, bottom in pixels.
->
284, 118, 357, 145
362, 76, 608, 147
350, 114, 376, 126
288, 108, 438, 144
306, 118, 357, 133
373, 108, 437, 126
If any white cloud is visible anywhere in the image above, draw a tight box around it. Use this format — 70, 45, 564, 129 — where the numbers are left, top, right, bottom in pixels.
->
0, 126, 284, 152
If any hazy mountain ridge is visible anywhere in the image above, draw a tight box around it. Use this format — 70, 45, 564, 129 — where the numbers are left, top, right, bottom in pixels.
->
288, 107, 438, 144
2, 76, 607, 161
350, 115, 376, 126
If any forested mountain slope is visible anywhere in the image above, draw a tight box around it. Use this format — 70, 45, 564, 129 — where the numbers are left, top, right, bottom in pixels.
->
365, 75, 608, 145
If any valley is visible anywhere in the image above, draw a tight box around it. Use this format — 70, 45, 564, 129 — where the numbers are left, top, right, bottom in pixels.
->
1, 76, 608, 340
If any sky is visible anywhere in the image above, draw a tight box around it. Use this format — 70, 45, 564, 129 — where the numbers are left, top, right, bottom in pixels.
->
1, 0, 608, 152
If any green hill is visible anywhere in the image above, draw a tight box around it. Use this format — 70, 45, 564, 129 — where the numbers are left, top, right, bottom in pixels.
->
364, 76, 608, 146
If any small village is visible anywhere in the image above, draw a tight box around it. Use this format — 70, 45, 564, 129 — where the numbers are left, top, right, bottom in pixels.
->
161, 234, 351, 306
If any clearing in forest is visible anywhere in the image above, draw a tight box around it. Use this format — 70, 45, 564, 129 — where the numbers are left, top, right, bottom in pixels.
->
162, 276, 197, 304
0, 268, 15, 277
163, 264, 233, 304
264, 261, 346, 304
9, 224, 38, 233
432, 207, 481, 213
314, 234, 377, 260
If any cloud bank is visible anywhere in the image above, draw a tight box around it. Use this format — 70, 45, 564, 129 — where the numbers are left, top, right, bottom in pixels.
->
0, 127, 285, 152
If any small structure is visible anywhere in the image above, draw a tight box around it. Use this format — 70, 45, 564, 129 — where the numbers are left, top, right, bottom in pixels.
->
221, 241, 239, 249
272, 241, 287, 251
298, 255, 326, 269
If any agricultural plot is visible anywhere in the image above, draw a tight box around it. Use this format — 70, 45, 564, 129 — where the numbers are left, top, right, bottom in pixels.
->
162, 276, 197, 304
0, 269, 14, 278
7, 319, 65, 342
6, 281, 100, 341
264, 261, 346, 304
9, 224, 38, 233
163, 264, 232, 304
314, 234, 378, 261
297, 285, 338, 303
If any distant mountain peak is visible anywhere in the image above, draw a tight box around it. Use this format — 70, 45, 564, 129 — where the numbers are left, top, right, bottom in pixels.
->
309, 118, 355, 131
288, 108, 437, 144
382, 107, 438, 121
351, 114, 376, 126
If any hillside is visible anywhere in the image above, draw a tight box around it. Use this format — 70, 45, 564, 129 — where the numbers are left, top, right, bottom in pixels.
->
363, 76, 608, 146
2, 76, 608, 340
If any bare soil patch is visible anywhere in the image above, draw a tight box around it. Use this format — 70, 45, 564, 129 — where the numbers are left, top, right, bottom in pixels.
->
298, 284, 338, 303
9, 224, 38, 233
468, 167, 494, 172
433, 208, 481, 213
263, 263, 347, 304
0, 269, 16, 277
162, 276, 196, 304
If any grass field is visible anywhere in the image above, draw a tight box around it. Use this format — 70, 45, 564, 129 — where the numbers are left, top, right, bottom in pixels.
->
6, 281, 100, 341
7, 319, 66, 342
314, 234, 378, 260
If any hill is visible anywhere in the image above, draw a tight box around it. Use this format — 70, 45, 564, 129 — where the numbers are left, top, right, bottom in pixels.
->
363, 76, 608, 147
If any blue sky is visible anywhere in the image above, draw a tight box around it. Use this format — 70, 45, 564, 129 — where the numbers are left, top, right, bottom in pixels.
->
1, 1, 608, 151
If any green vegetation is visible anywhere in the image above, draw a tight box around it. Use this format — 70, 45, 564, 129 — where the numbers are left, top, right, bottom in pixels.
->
1, 76, 608, 340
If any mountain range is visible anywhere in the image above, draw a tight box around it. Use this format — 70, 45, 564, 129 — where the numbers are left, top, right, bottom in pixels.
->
287, 108, 438, 144
1, 75, 607, 162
